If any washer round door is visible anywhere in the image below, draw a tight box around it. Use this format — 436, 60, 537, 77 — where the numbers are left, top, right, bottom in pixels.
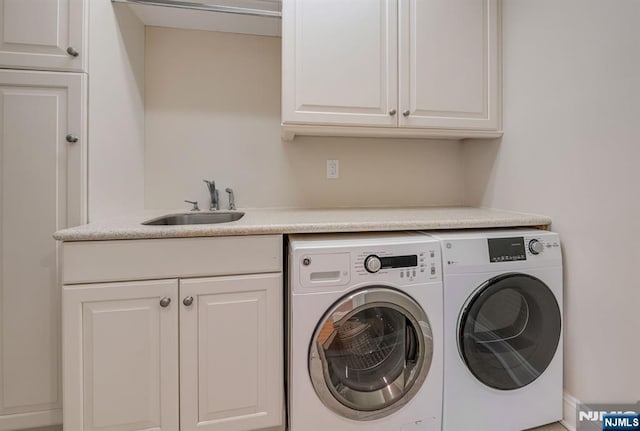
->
458, 273, 561, 390
309, 287, 433, 421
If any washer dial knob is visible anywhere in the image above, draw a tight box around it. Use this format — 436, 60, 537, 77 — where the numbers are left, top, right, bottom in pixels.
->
528, 239, 544, 255
364, 255, 382, 273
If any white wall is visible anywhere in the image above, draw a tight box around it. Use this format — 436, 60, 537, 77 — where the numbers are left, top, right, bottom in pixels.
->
464, 0, 640, 403
144, 27, 465, 210
88, 2, 145, 221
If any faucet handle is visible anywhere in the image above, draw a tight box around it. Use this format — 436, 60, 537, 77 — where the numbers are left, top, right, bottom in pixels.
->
184, 200, 200, 211
225, 188, 236, 210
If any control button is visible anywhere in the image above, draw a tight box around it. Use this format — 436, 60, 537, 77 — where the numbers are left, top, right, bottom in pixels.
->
412, 270, 416, 277
364, 255, 382, 273
431, 267, 436, 275
420, 268, 425, 273
406, 271, 411, 278
528, 239, 544, 255
430, 251, 435, 258
400, 271, 404, 278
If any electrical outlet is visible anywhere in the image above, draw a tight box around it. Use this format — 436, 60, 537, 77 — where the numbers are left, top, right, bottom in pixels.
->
326, 160, 339, 179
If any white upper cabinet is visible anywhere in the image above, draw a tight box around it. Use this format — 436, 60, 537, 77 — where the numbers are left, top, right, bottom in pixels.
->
281, 0, 502, 140
282, 0, 398, 127
0, 0, 87, 72
399, 0, 500, 131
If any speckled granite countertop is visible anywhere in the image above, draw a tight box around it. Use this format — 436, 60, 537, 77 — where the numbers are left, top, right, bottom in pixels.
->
53, 207, 552, 242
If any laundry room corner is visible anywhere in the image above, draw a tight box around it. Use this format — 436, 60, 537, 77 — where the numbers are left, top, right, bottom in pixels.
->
461, 0, 640, 416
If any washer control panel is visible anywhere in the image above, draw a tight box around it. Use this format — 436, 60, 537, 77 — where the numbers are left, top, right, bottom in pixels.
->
364, 255, 383, 273
291, 233, 442, 291
354, 245, 440, 284
363, 254, 417, 273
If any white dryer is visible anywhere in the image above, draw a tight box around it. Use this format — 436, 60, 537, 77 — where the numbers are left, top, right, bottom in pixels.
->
287, 232, 443, 431
429, 229, 563, 431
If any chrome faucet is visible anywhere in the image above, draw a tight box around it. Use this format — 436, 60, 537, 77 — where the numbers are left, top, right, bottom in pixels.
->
203, 180, 219, 211
225, 188, 236, 210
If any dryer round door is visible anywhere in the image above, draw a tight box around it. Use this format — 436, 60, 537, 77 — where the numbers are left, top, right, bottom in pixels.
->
458, 273, 561, 390
308, 287, 433, 421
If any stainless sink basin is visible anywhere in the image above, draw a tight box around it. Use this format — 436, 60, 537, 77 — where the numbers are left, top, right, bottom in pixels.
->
142, 212, 245, 226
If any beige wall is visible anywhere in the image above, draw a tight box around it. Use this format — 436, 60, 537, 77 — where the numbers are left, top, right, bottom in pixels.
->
144, 27, 465, 210
464, 0, 640, 403
89, 2, 145, 221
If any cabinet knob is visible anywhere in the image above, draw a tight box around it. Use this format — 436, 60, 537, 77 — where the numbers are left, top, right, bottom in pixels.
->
66, 134, 79, 143
389, 109, 397, 116
159, 297, 171, 308
66, 46, 79, 57
183, 296, 194, 306
402, 110, 411, 117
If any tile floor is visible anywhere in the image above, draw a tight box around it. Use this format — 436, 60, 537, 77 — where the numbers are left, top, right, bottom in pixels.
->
528, 422, 568, 431
29, 422, 569, 431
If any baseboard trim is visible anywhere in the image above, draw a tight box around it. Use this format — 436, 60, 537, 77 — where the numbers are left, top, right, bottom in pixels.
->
561, 391, 579, 431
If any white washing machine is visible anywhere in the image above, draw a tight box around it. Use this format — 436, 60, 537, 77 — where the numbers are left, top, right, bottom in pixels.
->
287, 232, 443, 431
429, 229, 563, 431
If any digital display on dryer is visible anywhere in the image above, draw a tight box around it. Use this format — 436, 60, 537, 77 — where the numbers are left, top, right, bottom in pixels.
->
488, 237, 527, 262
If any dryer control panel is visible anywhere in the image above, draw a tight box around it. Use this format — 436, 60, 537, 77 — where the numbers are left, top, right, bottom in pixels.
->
434, 229, 562, 274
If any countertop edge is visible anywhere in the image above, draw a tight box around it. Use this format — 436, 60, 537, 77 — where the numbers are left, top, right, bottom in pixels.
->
53, 209, 552, 242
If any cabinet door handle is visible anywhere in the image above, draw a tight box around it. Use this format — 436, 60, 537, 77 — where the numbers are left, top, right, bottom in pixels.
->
66, 134, 79, 143
159, 297, 171, 308
389, 109, 397, 116
402, 110, 411, 117
183, 296, 194, 306
66, 46, 79, 57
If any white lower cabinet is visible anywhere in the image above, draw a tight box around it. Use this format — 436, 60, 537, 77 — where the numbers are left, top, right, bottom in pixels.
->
63, 280, 179, 431
62, 236, 284, 431
0, 70, 85, 431
180, 275, 283, 431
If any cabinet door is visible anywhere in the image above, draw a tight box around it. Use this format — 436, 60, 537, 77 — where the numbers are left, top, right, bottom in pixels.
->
399, 0, 501, 130
0, 70, 85, 431
282, 0, 398, 127
63, 280, 179, 431
0, 0, 86, 71
180, 274, 283, 431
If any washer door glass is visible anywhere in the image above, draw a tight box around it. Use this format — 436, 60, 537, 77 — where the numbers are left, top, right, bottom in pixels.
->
309, 287, 433, 421
459, 273, 561, 390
